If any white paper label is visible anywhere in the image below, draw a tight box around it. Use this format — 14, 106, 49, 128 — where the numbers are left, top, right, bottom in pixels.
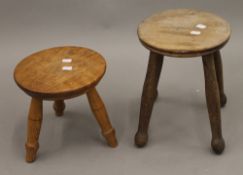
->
62, 58, 72, 63
190, 30, 201, 35
62, 66, 73, 71
196, 24, 207, 29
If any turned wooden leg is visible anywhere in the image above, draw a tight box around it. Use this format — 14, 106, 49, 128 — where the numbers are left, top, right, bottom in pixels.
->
25, 98, 43, 162
53, 100, 65, 116
135, 51, 164, 147
214, 51, 227, 107
154, 54, 164, 101
202, 54, 225, 154
86, 88, 118, 147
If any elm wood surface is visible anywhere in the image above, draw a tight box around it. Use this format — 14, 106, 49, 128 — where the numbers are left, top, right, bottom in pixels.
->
14, 47, 117, 163
135, 9, 230, 154
138, 9, 231, 57
14, 46, 106, 100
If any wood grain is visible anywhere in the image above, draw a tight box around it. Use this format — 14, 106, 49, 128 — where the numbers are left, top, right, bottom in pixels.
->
25, 98, 43, 162
202, 54, 225, 154
87, 88, 118, 147
135, 52, 164, 147
14, 46, 106, 100
138, 9, 231, 57
14, 46, 118, 162
136, 9, 229, 153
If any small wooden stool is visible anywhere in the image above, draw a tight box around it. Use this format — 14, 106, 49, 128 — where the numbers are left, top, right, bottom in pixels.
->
135, 9, 231, 154
14, 46, 118, 162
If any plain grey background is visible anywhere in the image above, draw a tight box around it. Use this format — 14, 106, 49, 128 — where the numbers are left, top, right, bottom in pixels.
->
0, 0, 242, 174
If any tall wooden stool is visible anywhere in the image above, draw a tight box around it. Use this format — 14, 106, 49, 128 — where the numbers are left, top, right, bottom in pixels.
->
134, 9, 231, 154
14, 46, 118, 162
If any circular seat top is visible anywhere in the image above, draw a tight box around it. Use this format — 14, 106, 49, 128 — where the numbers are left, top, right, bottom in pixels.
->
138, 9, 231, 57
14, 46, 106, 100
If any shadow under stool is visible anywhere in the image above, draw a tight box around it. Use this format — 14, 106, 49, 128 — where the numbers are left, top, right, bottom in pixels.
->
14, 46, 118, 162
134, 9, 231, 154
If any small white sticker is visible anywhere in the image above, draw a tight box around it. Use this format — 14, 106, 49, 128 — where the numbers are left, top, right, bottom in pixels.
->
62, 66, 73, 71
196, 24, 207, 29
62, 58, 72, 63
190, 30, 201, 35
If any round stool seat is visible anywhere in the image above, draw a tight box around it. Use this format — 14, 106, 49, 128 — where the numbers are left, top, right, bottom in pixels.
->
14, 46, 106, 100
138, 9, 231, 57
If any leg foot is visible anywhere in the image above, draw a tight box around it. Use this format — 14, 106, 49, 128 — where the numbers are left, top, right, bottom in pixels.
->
53, 100, 65, 116
25, 143, 39, 163
220, 93, 227, 108
25, 98, 43, 162
202, 54, 225, 154
135, 132, 148, 147
87, 88, 118, 147
211, 137, 225, 154
103, 128, 117, 148
135, 52, 164, 147
214, 51, 227, 107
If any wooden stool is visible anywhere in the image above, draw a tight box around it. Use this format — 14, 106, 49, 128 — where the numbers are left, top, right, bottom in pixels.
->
134, 9, 231, 154
14, 46, 118, 162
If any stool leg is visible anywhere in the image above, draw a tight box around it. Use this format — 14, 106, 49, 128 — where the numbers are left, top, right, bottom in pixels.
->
214, 51, 227, 107
86, 88, 118, 147
202, 54, 225, 154
25, 98, 43, 162
154, 54, 164, 101
53, 100, 65, 116
135, 52, 164, 147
